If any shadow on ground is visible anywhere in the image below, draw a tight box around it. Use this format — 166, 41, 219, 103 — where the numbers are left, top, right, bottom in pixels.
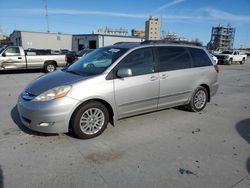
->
235, 118, 250, 174
0, 165, 3, 188
236, 119, 250, 144
11, 105, 58, 137
0, 69, 43, 75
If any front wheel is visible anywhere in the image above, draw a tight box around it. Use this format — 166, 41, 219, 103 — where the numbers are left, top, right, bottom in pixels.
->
70, 101, 109, 139
187, 86, 208, 112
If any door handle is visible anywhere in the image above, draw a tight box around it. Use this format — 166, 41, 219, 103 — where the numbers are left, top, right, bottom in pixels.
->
161, 74, 168, 79
150, 76, 158, 81
18, 57, 22, 59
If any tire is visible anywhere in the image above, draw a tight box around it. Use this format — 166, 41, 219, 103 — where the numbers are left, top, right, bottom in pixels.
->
240, 59, 246, 64
44, 62, 56, 73
187, 86, 208, 112
228, 59, 232, 65
70, 101, 109, 139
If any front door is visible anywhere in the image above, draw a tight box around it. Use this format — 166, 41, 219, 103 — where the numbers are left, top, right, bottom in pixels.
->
1, 47, 26, 70
113, 47, 159, 118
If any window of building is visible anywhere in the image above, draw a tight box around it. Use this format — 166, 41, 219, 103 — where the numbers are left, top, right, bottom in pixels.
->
157, 46, 192, 72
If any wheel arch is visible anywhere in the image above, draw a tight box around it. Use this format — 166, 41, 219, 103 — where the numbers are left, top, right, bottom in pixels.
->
44, 60, 58, 67
69, 98, 115, 132
200, 84, 210, 102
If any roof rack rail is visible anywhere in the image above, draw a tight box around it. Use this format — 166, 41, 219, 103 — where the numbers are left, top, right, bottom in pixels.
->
113, 42, 139, 45
141, 40, 202, 46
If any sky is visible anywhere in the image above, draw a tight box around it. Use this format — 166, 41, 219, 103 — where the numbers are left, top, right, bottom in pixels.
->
1, 0, 250, 48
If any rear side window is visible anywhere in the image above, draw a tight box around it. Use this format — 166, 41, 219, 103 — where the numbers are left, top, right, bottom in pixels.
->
188, 48, 212, 67
157, 47, 192, 72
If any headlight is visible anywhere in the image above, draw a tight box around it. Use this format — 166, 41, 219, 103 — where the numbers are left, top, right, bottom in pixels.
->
33, 85, 72, 102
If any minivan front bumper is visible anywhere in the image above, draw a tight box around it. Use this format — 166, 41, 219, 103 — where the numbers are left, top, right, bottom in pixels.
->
17, 94, 79, 133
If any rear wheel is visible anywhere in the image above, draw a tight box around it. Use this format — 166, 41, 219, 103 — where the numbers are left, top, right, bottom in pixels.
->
44, 62, 56, 73
187, 86, 208, 112
70, 101, 109, 139
240, 59, 246, 64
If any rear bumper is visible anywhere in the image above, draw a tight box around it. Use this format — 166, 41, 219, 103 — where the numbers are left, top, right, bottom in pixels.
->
17, 95, 79, 133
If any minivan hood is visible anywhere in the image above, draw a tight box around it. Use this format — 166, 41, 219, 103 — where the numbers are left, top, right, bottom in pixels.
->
25, 70, 90, 95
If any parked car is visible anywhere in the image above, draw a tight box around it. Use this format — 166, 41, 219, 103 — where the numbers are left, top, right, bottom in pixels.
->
0, 46, 67, 72
208, 51, 218, 65
17, 42, 219, 139
215, 50, 247, 65
65, 49, 94, 66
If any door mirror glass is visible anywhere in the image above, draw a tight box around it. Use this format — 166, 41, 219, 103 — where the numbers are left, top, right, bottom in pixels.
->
117, 68, 132, 78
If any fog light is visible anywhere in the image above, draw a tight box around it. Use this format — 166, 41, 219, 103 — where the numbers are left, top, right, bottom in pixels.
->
39, 122, 54, 127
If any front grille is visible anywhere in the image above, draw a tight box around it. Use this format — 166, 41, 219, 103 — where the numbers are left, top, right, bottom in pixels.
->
22, 92, 36, 101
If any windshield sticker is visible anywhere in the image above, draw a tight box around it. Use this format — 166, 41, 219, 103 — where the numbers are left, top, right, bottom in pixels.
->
109, 49, 120, 53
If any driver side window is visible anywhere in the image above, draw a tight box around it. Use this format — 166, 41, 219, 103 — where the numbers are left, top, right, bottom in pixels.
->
116, 48, 155, 77
4, 47, 21, 56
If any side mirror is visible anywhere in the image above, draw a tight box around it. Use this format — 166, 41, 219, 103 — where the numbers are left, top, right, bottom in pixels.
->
2, 53, 6, 57
117, 68, 132, 78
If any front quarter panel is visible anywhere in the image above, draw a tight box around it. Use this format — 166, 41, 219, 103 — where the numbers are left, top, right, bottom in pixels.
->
67, 74, 117, 122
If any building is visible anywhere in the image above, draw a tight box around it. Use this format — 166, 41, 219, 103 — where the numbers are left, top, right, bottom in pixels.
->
0, 34, 7, 41
131, 29, 145, 38
163, 32, 177, 41
145, 16, 161, 40
93, 27, 129, 36
72, 34, 143, 51
10, 30, 72, 50
207, 24, 236, 51
179, 36, 189, 42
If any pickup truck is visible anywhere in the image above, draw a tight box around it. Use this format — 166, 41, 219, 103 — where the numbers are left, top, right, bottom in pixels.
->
215, 50, 247, 65
0, 46, 67, 72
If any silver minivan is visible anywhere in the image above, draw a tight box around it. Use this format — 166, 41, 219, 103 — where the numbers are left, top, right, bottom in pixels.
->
17, 42, 219, 139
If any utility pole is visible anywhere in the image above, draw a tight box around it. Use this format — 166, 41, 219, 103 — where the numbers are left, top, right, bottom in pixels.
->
45, 0, 50, 32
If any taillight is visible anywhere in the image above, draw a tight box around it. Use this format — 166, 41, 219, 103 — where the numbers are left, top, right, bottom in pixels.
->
214, 65, 219, 73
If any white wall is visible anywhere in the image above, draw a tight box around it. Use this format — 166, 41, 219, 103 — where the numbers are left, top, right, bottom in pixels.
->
21, 32, 72, 50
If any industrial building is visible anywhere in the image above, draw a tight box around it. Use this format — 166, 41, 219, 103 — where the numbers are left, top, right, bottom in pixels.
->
9, 30, 143, 51
207, 24, 235, 51
131, 29, 145, 38
93, 27, 129, 36
10, 30, 72, 50
72, 34, 143, 51
145, 16, 161, 40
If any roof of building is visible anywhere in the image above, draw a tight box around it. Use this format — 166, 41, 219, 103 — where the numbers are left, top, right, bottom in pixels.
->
73, 33, 143, 39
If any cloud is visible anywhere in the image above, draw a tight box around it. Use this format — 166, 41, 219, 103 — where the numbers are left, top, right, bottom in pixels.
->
13, 8, 148, 19
153, 0, 186, 13
9, 7, 250, 23
204, 8, 250, 22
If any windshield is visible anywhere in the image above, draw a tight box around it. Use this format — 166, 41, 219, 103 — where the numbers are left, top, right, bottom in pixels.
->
221, 51, 232, 54
65, 47, 128, 76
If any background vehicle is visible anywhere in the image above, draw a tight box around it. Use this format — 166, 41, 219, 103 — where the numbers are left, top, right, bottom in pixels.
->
18, 42, 219, 139
215, 50, 247, 65
65, 49, 94, 66
208, 51, 218, 65
0, 46, 67, 72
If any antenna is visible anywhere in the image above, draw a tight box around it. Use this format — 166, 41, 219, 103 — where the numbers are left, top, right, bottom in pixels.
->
44, 0, 50, 32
